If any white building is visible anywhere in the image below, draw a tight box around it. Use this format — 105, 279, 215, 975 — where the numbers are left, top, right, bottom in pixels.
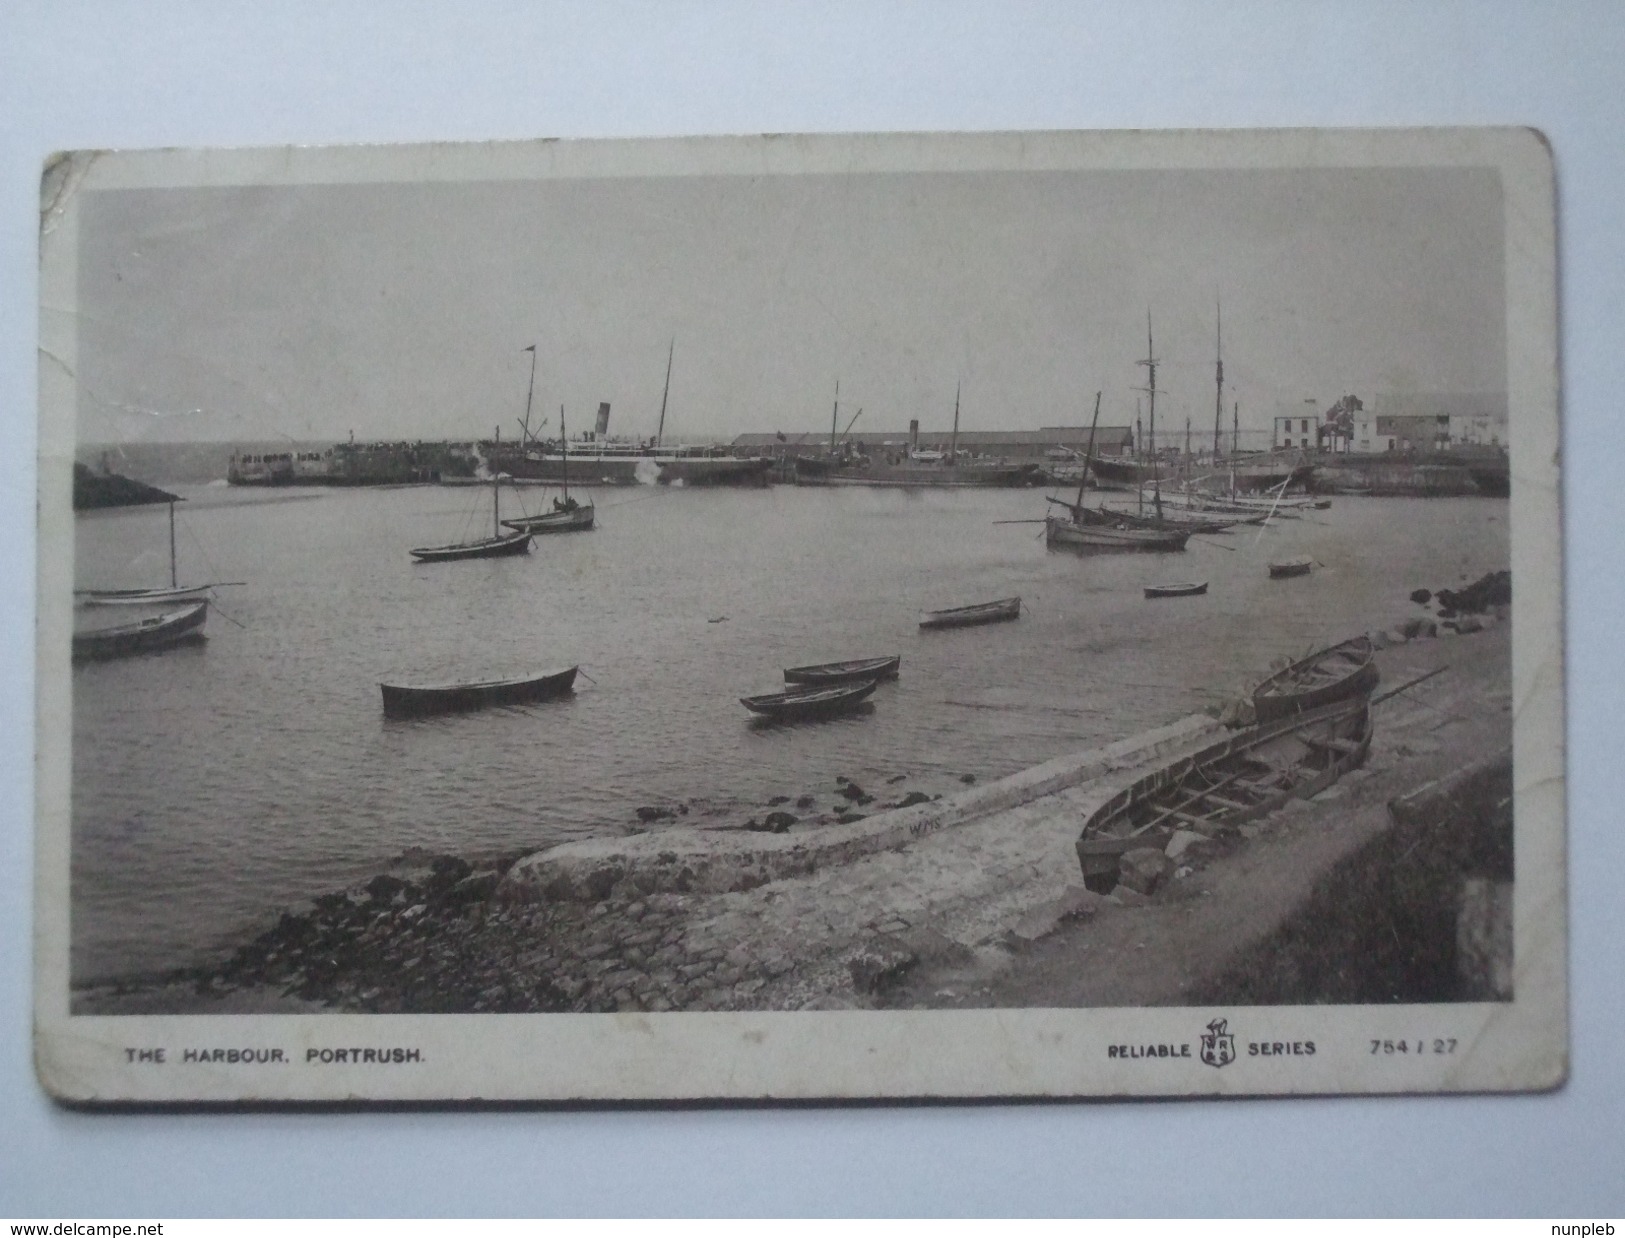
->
1350, 392, 1508, 453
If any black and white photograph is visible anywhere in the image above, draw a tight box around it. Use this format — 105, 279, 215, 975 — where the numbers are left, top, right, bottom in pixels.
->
34, 127, 1562, 1103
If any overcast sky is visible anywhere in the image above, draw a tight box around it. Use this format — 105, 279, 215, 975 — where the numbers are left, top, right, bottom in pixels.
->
75, 164, 1505, 445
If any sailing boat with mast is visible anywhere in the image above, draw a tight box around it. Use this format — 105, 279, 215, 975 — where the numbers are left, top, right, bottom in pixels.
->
77, 498, 239, 606
502, 345, 595, 534
409, 427, 533, 562
502, 405, 595, 534
1044, 388, 1191, 552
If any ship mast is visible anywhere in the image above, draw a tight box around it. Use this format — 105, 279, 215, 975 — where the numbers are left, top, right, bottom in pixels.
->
1213, 299, 1224, 461
1137, 312, 1162, 520
560, 404, 569, 503
1074, 391, 1102, 511
655, 339, 674, 449
520, 343, 538, 450
949, 382, 960, 464
168, 500, 177, 588
830, 380, 840, 456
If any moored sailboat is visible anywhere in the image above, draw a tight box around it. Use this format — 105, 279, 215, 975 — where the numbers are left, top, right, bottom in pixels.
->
410, 430, 533, 562
78, 499, 238, 606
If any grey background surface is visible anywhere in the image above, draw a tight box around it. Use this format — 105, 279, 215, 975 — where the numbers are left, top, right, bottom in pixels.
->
2, 0, 1620, 1218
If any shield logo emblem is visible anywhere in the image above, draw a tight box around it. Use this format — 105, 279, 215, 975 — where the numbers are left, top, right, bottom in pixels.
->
1200, 1018, 1236, 1069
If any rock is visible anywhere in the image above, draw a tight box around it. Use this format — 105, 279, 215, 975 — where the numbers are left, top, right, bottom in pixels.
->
959, 773, 977, 785
1117, 847, 1170, 896
365, 874, 407, 904
1398, 616, 1426, 639
1410, 588, 1432, 605
794, 794, 816, 809
847, 942, 917, 994
894, 791, 932, 809
1009, 886, 1104, 942
762, 811, 798, 832
1057, 884, 1109, 921
429, 855, 471, 883
1414, 618, 1438, 638
834, 811, 867, 824
1385, 628, 1409, 646
1455, 615, 1485, 634
1367, 629, 1392, 650
838, 781, 867, 801
1165, 829, 1213, 862
766, 795, 790, 806
635, 805, 675, 824
443, 871, 499, 907
886, 773, 908, 784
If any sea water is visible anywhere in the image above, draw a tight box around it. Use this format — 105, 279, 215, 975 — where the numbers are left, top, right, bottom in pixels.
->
68, 482, 1508, 982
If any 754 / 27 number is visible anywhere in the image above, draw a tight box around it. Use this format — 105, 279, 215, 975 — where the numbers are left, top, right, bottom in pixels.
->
1371, 1038, 1457, 1055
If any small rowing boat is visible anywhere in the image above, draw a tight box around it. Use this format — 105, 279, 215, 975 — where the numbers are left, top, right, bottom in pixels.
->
783, 654, 900, 686
1075, 696, 1372, 891
1144, 581, 1208, 599
72, 601, 208, 662
1251, 635, 1379, 724
918, 596, 1022, 630
740, 678, 879, 721
380, 665, 578, 718
1268, 556, 1314, 578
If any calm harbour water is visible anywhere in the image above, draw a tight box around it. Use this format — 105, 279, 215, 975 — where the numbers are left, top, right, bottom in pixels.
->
71, 482, 1508, 983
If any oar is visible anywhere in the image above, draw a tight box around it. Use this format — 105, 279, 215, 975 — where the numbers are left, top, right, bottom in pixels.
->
993, 518, 1047, 524
577, 668, 600, 686
1371, 665, 1448, 706
1189, 537, 1236, 552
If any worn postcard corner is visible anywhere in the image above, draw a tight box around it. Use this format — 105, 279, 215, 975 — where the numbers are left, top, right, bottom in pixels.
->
35, 126, 1563, 1104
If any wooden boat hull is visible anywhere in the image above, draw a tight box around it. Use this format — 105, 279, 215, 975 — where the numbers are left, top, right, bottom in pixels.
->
1076, 696, 1373, 890
1251, 635, 1380, 724
409, 530, 533, 562
1050, 498, 1232, 534
741, 678, 880, 720
380, 665, 578, 718
1045, 516, 1189, 553
1268, 557, 1314, 578
73, 601, 208, 662
501, 505, 595, 534
78, 584, 215, 606
1144, 581, 1208, 599
918, 597, 1022, 630
783, 655, 901, 685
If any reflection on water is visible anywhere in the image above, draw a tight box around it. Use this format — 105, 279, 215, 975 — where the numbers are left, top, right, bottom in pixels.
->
70, 484, 1508, 981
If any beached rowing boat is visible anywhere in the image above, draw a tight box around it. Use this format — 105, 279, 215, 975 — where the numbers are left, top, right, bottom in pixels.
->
918, 596, 1022, 630
783, 655, 900, 685
1251, 635, 1379, 724
1075, 696, 1373, 891
380, 665, 578, 718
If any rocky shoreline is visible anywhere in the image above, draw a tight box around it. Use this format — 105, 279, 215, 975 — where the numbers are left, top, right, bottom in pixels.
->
75, 571, 1513, 1017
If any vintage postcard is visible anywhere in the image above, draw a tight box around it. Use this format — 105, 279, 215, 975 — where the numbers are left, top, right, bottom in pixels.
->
35, 127, 1563, 1102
